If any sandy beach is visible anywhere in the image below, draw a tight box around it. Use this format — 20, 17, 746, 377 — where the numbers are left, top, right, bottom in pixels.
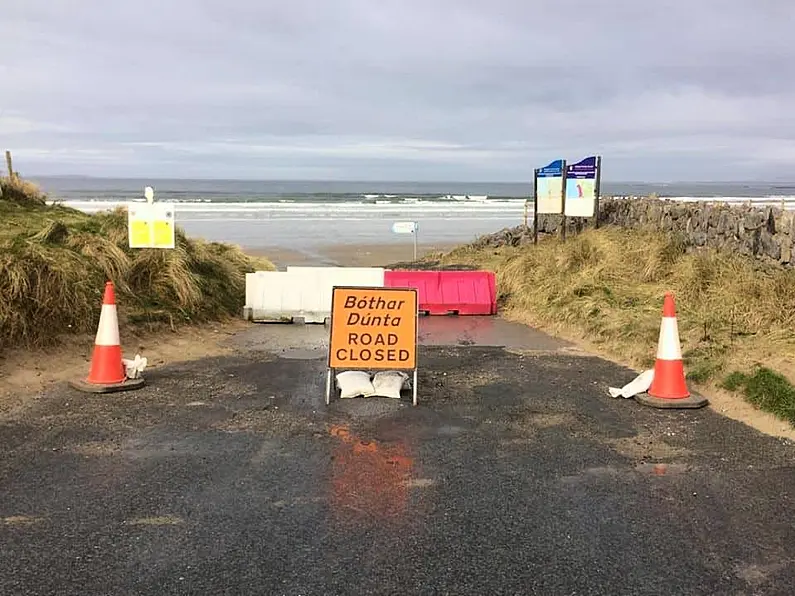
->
246, 242, 460, 268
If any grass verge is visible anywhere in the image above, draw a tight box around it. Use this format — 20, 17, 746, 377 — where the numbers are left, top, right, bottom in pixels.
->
434, 226, 795, 426
0, 176, 274, 353
722, 368, 795, 426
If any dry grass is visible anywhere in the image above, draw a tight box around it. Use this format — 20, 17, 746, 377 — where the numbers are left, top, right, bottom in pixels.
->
441, 227, 795, 392
0, 175, 47, 206
0, 177, 274, 352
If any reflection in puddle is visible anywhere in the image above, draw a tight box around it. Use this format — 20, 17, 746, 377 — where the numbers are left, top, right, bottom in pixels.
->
417, 316, 568, 351
329, 425, 413, 524
418, 316, 495, 346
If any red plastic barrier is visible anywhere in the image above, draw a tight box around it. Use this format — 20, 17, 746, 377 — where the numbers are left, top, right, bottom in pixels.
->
384, 270, 497, 315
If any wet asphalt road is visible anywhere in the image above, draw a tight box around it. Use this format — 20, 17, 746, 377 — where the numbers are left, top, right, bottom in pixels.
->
1, 318, 794, 595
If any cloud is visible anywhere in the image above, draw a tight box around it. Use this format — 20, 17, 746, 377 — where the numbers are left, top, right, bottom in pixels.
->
2, 0, 794, 181
0, 114, 75, 135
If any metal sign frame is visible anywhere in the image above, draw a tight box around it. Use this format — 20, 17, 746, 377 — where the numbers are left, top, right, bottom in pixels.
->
391, 221, 419, 261
325, 285, 419, 406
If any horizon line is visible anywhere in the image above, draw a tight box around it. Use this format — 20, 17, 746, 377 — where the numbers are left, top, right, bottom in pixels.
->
24, 174, 795, 186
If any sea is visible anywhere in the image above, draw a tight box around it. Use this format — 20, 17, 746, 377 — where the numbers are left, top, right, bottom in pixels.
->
31, 177, 795, 251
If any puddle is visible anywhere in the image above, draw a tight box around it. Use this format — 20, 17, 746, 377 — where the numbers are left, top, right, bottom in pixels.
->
234, 316, 571, 352
418, 317, 570, 351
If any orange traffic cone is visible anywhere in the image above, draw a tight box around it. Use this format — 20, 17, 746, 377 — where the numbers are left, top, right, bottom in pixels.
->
87, 281, 126, 385
635, 292, 707, 409
69, 281, 145, 394
648, 292, 689, 399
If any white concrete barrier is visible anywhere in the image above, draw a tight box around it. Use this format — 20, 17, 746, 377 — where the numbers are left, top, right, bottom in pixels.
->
244, 272, 260, 317
244, 267, 386, 323
244, 271, 300, 322
285, 266, 385, 323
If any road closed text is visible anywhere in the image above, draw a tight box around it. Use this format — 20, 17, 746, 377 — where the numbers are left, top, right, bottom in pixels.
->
334, 332, 411, 363
329, 287, 418, 370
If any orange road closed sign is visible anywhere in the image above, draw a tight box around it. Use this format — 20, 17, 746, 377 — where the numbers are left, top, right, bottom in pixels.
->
329, 286, 418, 370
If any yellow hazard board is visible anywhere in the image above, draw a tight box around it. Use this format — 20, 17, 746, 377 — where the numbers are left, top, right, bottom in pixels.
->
128, 203, 176, 249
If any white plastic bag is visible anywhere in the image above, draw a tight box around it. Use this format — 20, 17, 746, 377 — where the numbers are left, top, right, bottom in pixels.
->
372, 371, 409, 399
122, 354, 148, 380
336, 371, 376, 398
608, 369, 654, 399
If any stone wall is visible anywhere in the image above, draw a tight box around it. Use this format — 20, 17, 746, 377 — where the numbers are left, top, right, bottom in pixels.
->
553, 198, 794, 266
478, 198, 795, 267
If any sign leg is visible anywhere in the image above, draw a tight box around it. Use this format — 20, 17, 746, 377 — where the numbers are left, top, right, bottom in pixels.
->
325, 368, 332, 405
412, 369, 418, 406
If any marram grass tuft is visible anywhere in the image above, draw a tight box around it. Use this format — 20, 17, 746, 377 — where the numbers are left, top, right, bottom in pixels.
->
0, 177, 274, 352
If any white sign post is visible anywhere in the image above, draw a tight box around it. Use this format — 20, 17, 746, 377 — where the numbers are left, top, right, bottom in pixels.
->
392, 221, 419, 260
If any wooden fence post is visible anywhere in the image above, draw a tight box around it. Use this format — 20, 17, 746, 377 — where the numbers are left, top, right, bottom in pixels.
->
5, 151, 14, 179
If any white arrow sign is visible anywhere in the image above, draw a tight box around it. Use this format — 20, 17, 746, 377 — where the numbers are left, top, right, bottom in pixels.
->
392, 221, 417, 234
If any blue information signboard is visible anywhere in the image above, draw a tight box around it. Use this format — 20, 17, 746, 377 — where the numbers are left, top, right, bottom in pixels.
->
535, 159, 565, 215
564, 156, 599, 217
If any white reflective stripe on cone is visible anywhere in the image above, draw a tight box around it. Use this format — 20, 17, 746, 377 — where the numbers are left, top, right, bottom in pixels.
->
656, 317, 682, 360
95, 304, 121, 346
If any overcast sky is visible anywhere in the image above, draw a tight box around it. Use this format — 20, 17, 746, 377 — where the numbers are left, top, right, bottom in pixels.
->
2, 1, 793, 181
